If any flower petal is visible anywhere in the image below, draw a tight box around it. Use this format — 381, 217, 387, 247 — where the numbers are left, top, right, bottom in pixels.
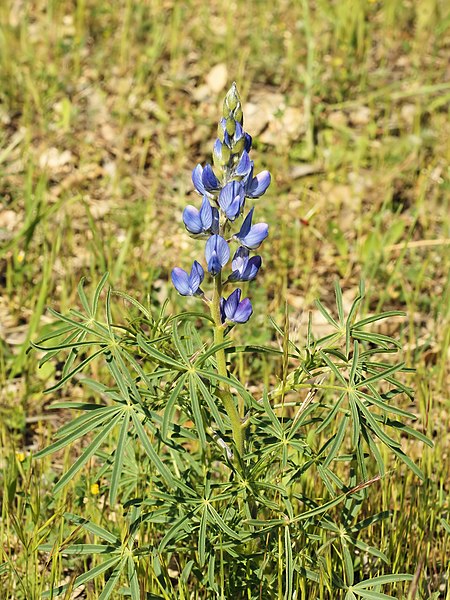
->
183, 205, 202, 234
244, 133, 252, 153
236, 208, 254, 240
219, 297, 226, 323
234, 121, 244, 142
207, 253, 221, 276
192, 164, 206, 196
171, 268, 191, 296
202, 164, 220, 192
215, 235, 230, 266
235, 150, 251, 176
243, 255, 262, 280
205, 235, 230, 274
232, 298, 253, 323
211, 207, 220, 234
239, 223, 269, 250
199, 196, 213, 230
189, 261, 204, 292
231, 246, 249, 273
224, 289, 241, 320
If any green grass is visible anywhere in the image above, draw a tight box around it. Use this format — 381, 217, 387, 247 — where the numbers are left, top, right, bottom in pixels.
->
0, 0, 449, 598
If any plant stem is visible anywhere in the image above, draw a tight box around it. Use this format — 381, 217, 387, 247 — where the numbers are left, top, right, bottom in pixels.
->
210, 274, 244, 457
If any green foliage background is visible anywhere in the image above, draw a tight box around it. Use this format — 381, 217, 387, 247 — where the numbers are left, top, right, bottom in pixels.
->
0, 0, 449, 598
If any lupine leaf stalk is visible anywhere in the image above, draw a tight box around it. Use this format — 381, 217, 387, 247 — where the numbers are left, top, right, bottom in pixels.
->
172, 83, 271, 456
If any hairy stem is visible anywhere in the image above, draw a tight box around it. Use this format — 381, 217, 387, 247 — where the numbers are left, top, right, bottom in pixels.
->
211, 274, 244, 457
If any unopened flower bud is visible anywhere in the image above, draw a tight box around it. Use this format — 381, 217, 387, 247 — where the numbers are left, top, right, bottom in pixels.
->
223, 82, 240, 115
217, 121, 225, 142
225, 117, 236, 137
234, 106, 243, 125
233, 136, 245, 155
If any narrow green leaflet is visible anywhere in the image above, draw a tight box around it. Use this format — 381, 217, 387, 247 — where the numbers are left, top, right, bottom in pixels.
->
315, 299, 340, 329
198, 505, 208, 566
42, 556, 121, 597
44, 347, 106, 393
188, 374, 207, 448
284, 525, 293, 600
98, 560, 126, 600
323, 415, 349, 469
161, 373, 188, 439
353, 574, 414, 588
136, 333, 184, 370
63, 513, 120, 544
109, 412, 130, 504
130, 410, 175, 486
128, 555, 141, 600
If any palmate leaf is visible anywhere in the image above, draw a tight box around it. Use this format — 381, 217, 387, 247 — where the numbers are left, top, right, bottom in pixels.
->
53, 412, 123, 494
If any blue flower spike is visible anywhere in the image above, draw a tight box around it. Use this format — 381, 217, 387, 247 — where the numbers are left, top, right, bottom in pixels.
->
173, 82, 270, 336
205, 235, 230, 276
235, 207, 269, 250
228, 247, 261, 282
171, 261, 204, 296
222, 289, 253, 324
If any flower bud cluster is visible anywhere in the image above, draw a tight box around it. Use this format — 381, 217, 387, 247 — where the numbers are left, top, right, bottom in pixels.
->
172, 83, 271, 324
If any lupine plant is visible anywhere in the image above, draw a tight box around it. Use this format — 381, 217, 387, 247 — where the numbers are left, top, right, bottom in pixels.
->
32, 84, 428, 599
172, 83, 270, 458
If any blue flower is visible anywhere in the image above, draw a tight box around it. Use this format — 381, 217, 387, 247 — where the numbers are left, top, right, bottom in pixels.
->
183, 196, 219, 236
234, 208, 269, 250
221, 289, 253, 324
171, 261, 204, 296
205, 235, 230, 276
218, 181, 245, 220
228, 247, 261, 282
192, 164, 220, 197
243, 166, 271, 199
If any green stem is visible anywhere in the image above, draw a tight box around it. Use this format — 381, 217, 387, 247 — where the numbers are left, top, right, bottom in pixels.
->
211, 274, 244, 457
